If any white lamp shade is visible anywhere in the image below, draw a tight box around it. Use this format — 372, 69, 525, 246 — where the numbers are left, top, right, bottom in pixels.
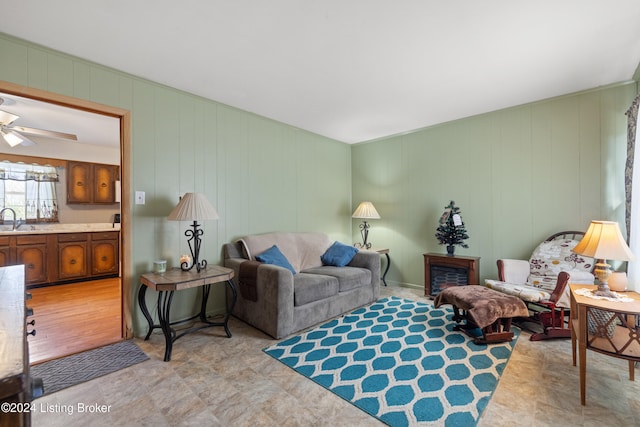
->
573, 220, 635, 261
167, 192, 219, 221
352, 201, 381, 219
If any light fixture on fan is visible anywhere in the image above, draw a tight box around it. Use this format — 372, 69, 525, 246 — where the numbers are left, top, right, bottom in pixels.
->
0, 105, 77, 147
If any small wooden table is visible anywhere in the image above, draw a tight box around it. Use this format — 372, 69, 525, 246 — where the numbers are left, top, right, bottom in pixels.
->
370, 248, 390, 286
138, 266, 237, 362
570, 284, 640, 405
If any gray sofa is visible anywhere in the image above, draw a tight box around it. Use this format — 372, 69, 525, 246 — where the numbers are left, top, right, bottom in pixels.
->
223, 232, 380, 339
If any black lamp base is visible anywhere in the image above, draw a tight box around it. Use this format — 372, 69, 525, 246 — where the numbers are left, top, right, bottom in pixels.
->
181, 220, 207, 273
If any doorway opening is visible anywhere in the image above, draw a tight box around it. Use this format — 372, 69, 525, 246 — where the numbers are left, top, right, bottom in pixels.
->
0, 80, 132, 363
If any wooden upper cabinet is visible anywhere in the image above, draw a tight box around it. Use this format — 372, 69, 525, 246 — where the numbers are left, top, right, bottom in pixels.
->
67, 161, 119, 204
94, 164, 118, 203
68, 161, 92, 203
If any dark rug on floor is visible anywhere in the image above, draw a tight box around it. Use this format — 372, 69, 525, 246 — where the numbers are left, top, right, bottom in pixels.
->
31, 340, 149, 397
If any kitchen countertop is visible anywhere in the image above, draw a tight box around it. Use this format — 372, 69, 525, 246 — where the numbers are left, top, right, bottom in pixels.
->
0, 222, 120, 236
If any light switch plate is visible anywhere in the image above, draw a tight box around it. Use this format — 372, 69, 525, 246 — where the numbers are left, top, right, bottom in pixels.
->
135, 191, 145, 205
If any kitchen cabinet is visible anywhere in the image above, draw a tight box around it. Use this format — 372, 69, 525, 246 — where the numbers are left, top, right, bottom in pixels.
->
0, 231, 119, 287
16, 235, 49, 287
0, 236, 12, 267
90, 232, 119, 276
67, 161, 119, 204
57, 233, 89, 281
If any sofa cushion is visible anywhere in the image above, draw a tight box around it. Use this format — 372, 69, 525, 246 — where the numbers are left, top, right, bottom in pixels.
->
240, 232, 332, 272
293, 273, 339, 306
484, 279, 550, 303
303, 266, 371, 292
256, 245, 296, 274
321, 241, 359, 267
529, 238, 594, 279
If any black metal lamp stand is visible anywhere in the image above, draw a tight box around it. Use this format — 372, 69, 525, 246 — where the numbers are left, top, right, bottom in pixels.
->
181, 220, 207, 272
358, 220, 372, 249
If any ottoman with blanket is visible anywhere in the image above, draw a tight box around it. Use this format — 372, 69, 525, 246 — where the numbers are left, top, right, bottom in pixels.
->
223, 232, 380, 339
434, 285, 530, 344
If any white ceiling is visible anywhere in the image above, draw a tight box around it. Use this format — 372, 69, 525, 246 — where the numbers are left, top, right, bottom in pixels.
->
2, 1, 640, 144
0, 92, 119, 147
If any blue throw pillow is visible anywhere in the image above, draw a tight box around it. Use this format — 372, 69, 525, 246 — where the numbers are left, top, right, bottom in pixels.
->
321, 241, 359, 267
256, 245, 296, 274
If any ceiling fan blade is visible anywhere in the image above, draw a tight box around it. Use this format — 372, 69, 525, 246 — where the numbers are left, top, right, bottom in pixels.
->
0, 110, 19, 125
0, 129, 35, 147
8, 125, 77, 141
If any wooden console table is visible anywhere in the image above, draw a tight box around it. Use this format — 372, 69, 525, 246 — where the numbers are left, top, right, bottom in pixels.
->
570, 284, 640, 405
423, 253, 480, 297
0, 266, 33, 427
138, 266, 237, 362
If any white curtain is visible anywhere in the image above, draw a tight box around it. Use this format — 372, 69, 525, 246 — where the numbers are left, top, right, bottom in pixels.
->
627, 95, 640, 291
0, 163, 59, 222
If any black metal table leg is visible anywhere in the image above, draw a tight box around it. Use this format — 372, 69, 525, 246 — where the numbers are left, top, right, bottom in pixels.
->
382, 253, 390, 286
222, 279, 237, 337
158, 290, 175, 362
138, 284, 155, 340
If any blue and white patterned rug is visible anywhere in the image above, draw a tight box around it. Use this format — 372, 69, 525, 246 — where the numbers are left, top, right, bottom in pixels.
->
263, 296, 518, 426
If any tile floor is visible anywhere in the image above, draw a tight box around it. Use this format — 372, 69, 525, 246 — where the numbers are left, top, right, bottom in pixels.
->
31, 285, 640, 426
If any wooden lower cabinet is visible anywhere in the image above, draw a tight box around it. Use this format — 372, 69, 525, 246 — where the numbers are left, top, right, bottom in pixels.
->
0, 231, 119, 287
16, 235, 49, 287
91, 233, 119, 276
58, 234, 89, 281
0, 236, 12, 267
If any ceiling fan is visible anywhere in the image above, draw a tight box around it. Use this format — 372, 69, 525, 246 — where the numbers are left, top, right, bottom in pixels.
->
0, 103, 78, 147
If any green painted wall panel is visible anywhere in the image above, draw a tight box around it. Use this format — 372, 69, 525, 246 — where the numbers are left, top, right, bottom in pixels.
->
27, 47, 48, 90
0, 38, 27, 84
353, 84, 637, 288
0, 33, 351, 334
46, 54, 74, 96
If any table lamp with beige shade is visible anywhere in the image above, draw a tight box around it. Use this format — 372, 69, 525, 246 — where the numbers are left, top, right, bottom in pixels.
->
572, 220, 635, 298
167, 192, 219, 272
352, 201, 380, 249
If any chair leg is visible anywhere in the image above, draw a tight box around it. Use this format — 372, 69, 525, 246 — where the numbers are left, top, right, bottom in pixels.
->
523, 305, 572, 341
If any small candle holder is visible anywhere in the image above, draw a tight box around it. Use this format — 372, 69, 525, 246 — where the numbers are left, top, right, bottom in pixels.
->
179, 254, 192, 270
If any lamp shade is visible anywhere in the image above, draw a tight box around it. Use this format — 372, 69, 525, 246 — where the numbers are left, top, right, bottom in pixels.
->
167, 192, 219, 221
352, 201, 381, 219
572, 220, 635, 261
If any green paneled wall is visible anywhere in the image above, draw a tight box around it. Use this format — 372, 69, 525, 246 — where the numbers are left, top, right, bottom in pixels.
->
0, 34, 352, 335
1, 32, 637, 336
352, 83, 636, 289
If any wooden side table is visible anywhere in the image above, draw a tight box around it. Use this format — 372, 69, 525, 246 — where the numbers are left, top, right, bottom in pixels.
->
570, 284, 640, 405
423, 253, 480, 297
138, 265, 237, 361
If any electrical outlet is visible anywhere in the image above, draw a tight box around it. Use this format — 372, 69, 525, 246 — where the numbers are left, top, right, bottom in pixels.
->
135, 191, 145, 205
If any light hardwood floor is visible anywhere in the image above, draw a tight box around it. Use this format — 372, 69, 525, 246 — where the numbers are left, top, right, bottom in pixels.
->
28, 278, 122, 364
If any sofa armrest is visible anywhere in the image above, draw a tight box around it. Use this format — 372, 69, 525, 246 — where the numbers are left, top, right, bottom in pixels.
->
349, 251, 381, 296
497, 259, 530, 284
225, 256, 296, 339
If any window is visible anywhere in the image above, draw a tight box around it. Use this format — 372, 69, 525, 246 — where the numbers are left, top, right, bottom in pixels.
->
0, 162, 59, 223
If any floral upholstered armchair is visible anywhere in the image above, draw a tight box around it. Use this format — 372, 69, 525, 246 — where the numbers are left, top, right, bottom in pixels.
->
484, 231, 595, 340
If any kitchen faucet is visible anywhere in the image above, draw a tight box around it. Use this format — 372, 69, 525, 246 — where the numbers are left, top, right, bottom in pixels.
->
0, 207, 24, 231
